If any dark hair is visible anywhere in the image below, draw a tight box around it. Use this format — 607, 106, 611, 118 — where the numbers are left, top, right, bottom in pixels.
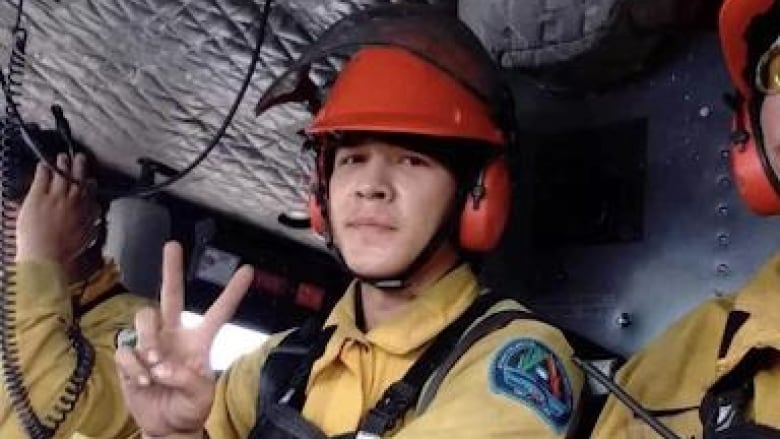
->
322, 131, 498, 186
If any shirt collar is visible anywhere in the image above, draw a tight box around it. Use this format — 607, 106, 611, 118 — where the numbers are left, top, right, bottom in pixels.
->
716, 254, 780, 378
323, 263, 480, 355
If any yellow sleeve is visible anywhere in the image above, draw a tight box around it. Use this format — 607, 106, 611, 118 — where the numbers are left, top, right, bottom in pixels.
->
0, 260, 153, 439
592, 297, 730, 439
206, 332, 289, 439
394, 319, 584, 439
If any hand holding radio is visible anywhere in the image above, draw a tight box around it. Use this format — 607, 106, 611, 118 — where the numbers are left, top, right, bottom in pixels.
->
15, 153, 100, 273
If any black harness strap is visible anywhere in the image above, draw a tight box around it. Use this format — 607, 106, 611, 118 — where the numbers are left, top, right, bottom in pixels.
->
73, 282, 128, 319
699, 309, 780, 439
416, 307, 533, 413
626, 311, 752, 429
248, 321, 335, 439
643, 406, 701, 419
248, 292, 613, 439
717, 311, 750, 359
279, 325, 338, 410
249, 293, 502, 439
261, 403, 330, 439
356, 293, 497, 436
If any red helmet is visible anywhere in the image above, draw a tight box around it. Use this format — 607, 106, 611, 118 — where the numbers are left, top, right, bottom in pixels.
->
307, 46, 505, 145
720, 0, 775, 99
307, 46, 510, 252
720, 0, 780, 215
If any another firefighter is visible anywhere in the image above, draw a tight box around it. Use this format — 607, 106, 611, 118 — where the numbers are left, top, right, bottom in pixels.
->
593, 0, 780, 436
0, 126, 154, 438
114, 30, 585, 439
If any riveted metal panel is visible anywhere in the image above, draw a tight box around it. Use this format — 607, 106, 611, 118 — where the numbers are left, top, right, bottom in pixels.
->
483, 34, 780, 356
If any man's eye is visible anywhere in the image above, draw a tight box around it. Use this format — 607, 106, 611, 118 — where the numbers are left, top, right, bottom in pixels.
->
337, 155, 362, 166
400, 155, 429, 167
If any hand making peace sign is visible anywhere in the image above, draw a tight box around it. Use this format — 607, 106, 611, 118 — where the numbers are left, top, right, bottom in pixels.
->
115, 242, 254, 438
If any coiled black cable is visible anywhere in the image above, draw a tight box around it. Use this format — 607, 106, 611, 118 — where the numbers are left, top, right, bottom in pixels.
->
0, 16, 54, 439
44, 324, 96, 431
2, 4, 101, 437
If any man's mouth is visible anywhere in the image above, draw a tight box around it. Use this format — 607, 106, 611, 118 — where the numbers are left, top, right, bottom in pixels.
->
347, 217, 397, 231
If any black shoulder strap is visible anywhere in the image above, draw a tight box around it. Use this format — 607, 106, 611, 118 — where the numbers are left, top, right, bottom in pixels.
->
416, 308, 533, 412
700, 348, 778, 436
73, 282, 128, 319
700, 310, 780, 438
717, 310, 750, 359
257, 403, 330, 439
356, 293, 500, 436
248, 319, 335, 439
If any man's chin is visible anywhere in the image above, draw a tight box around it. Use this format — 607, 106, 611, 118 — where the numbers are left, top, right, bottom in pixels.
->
344, 259, 408, 281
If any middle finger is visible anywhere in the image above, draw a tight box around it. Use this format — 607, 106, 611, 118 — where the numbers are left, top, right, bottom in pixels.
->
68, 153, 87, 199
49, 154, 71, 197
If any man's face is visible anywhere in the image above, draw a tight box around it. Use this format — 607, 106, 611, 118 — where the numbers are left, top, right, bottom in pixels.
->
328, 138, 458, 279
761, 93, 780, 177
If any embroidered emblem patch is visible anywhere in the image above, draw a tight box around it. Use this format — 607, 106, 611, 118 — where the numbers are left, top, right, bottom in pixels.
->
489, 338, 573, 432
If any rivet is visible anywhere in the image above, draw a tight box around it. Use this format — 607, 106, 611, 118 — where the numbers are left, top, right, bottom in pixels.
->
615, 312, 632, 328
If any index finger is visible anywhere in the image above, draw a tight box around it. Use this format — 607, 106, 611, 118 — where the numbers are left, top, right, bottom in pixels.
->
68, 153, 87, 198
160, 241, 185, 327
27, 162, 51, 199
200, 265, 253, 341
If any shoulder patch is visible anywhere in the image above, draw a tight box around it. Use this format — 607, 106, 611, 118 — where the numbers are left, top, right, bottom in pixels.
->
489, 338, 573, 433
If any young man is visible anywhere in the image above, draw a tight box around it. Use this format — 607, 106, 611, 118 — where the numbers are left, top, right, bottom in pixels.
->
115, 44, 585, 438
0, 126, 154, 438
593, 0, 780, 436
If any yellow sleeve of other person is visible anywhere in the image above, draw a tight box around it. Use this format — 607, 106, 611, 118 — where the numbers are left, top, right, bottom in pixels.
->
206, 264, 584, 438
0, 259, 154, 439
593, 255, 780, 438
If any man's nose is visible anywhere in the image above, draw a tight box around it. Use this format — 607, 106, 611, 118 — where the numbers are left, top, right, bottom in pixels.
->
356, 184, 390, 200
354, 162, 393, 201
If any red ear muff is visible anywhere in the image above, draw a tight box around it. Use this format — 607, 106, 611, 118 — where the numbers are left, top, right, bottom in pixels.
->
459, 157, 511, 252
730, 107, 780, 216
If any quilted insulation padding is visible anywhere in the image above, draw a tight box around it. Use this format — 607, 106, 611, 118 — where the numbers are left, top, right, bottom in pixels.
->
0, 0, 450, 248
